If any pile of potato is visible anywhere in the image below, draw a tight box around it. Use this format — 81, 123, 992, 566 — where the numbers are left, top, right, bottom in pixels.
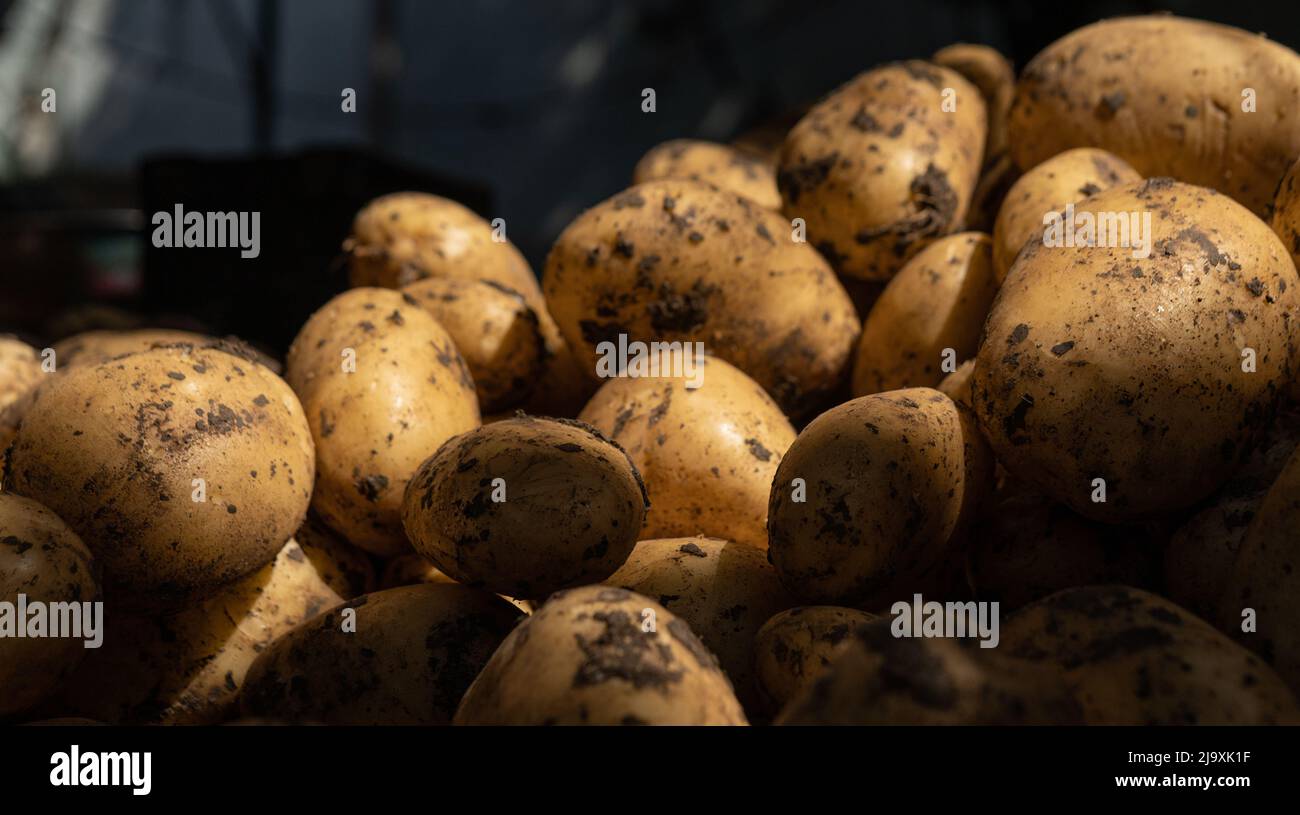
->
6, 13, 1300, 725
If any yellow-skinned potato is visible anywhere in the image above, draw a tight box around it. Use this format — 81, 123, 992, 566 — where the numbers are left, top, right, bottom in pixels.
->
402, 415, 647, 599
1, 337, 43, 481
1009, 15, 1300, 218
1007, 586, 1299, 725
455, 586, 747, 725
543, 179, 859, 417
605, 536, 796, 713
974, 179, 1300, 522
851, 232, 997, 396
240, 583, 522, 725
402, 277, 545, 412
931, 43, 1013, 163
778, 61, 986, 281
1273, 155, 1300, 271
753, 606, 877, 716
52, 329, 215, 369
992, 148, 1141, 281
4, 345, 313, 598
777, 618, 1081, 725
52, 533, 366, 724
577, 356, 795, 548
633, 139, 781, 210
937, 358, 975, 408
287, 287, 480, 556
0, 493, 99, 718
767, 388, 992, 607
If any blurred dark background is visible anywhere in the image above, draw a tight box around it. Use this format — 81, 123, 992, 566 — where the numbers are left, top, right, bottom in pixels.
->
2, 0, 1299, 351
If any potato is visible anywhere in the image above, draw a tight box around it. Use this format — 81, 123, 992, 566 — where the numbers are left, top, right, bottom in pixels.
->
973, 179, 1300, 522
937, 358, 975, 408
286, 287, 480, 556
1006, 586, 1299, 724
402, 276, 545, 412
778, 61, 986, 281
850, 232, 997, 396
1272, 155, 1300, 273
402, 415, 647, 599
241, 583, 523, 725
633, 139, 781, 209
4, 344, 314, 598
542, 179, 859, 417
379, 553, 532, 614
52, 534, 364, 724
51, 329, 211, 369
454, 586, 747, 725
605, 537, 796, 713
752, 606, 877, 716
992, 148, 1141, 281
0, 337, 43, 482
931, 43, 1013, 165
768, 388, 992, 606
0, 493, 99, 718
1008, 15, 1300, 218
777, 617, 1081, 725
577, 356, 794, 548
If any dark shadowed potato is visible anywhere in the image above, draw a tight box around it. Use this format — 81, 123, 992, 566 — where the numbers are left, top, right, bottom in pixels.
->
0, 493, 99, 718
633, 139, 781, 209
0, 337, 43, 477
577, 356, 794, 548
241, 583, 523, 725
543, 179, 859, 417
974, 179, 1300, 522
778, 61, 986, 281
1272, 155, 1300, 274
4, 344, 314, 598
49, 330, 281, 374
455, 586, 747, 725
768, 388, 992, 607
1009, 15, 1300, 218
605, 536, 796, 714
1007, 586, 1299, 724
937, 358, 975, 408
753, 606, 877, 716
402, 415, 647, 600
932, 43, 1013, 165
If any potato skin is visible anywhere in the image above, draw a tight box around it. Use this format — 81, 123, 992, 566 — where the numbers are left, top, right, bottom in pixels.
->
1272, 156, 1300, 274
287, 287, 480, 556
0, 337, 42, 479
937, 358, 975, 408
4, 345, 314, 598
241, 583, 523, 725
1006, 586, 1298, 725
973, 179, 1300, 522
454, 586, 747, 725
605, 536, 796, 713
778, 61, 986, 281
932, 43, 1013, 162
402, 415, 648, 599
1009, 15, 1300, 217
851, 232, 997, 396
992, 148, 1140, 281
0, 493, 99, 718
543, 179, 859, 417
577, 356, 794, 548
767, 388, 992, 607
753, 606, 877, 716
633, 139, 781, 210
52, 329, 221, 368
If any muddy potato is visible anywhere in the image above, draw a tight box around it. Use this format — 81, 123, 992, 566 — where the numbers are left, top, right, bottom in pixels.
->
53, 534, 364, 724
1009, 15, 1300, 218
455, 586, 746, 725
992, 148, 1141, 281
768, 388, 992, 606
1272, 156, 1300, 273
937, 358, 976, 408
241, 583, 522, 725
932, 43, 1013, 164
974, 179, 1300, 522
605, 537, 796, 713
777, 618, 1081, 725
633, 139, 781, 210
402, 277, 545, 412
753, 606, 877, 716
0, 493, 99, 718
4, 344, 313, 597
1007, 586, 1298, 724
0, 337, 43, 480
402, 415, 647, 599
577, 357, 794, 548
286, 287, 480, 556
851, 233, 997, 396
543, 179, 859, 417
778, 61, 986, 281
49, 329, 263, 370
